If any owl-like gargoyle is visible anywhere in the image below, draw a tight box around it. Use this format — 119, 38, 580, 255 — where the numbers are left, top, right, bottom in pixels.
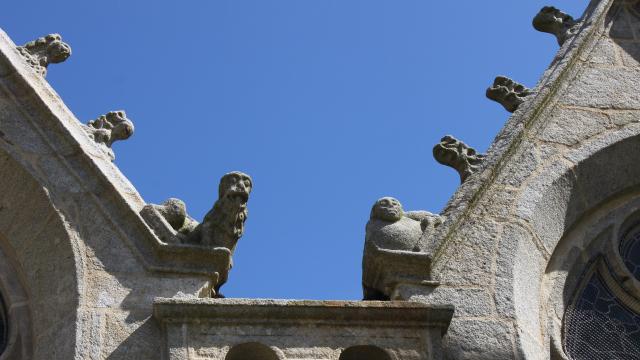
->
362, 197, 442, 300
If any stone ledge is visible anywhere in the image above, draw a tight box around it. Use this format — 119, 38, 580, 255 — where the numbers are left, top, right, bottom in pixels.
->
154, 298, 454, 330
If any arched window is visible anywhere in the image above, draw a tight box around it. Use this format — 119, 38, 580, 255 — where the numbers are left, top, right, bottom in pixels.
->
225, 342, 280, 360
339, 345, 391, 360
563, 225, 640, 359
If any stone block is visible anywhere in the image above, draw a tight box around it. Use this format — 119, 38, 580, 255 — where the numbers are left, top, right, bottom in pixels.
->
443, 319, 515, 360
407, 286, 494, 317
562, 66, 640, 109
538, 107, 610, 146
434, 220, 500, 286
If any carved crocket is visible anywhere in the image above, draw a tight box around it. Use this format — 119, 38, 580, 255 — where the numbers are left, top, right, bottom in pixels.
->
17, 34, 71, 76
85, 111, 134, 160
533, 6, 578, 46
486, 76, 532, 113
362, 197, 442, 300
433, 135, 485, 183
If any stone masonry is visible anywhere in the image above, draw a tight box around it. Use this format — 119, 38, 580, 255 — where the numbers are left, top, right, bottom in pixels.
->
1, 0, 640, 359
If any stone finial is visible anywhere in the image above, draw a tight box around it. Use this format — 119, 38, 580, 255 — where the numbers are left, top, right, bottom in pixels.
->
486, 76, 532, 113
85, 111, 134, 160
362, 197, 440, 300
533, 6, 577, 46
17, 34, 71, 77
433, 135, 485, 183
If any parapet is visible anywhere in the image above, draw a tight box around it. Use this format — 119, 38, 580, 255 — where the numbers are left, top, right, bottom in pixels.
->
154, 298, 454, 360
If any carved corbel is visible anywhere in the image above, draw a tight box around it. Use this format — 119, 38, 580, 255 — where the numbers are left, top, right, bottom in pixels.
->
85, 111, 134, 160
17, 33, 71, 77
433, 135, 485, 183
486, 76, 532, 113
533, 6, 578, 46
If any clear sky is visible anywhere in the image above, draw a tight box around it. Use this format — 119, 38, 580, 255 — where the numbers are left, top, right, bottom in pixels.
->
2, 0, 587, 300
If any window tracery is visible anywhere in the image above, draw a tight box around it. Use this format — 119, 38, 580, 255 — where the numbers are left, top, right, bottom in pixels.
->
564, 224, 640, 359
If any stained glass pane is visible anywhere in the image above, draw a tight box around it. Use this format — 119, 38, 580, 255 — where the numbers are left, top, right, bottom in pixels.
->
564, 272, 640, 359
620, 229, 640, 281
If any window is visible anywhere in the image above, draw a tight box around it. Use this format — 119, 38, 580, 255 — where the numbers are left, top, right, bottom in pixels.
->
225, 342, 280, 360
563, 225, 640, 359
339, 345, 391, 360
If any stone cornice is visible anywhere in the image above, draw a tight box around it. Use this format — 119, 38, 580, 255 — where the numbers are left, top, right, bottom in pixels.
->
154, 297, 455, 331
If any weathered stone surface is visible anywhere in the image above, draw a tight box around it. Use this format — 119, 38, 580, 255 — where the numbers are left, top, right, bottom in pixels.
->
533, 6, 578, 46
585, 36, 620, 65
433, 135, 485, 183
443, 319, 515, 360
434, 219, 501, 286
538, 107, 610, 146
486, 76, 532, 113
406, 286, 494, 317
16, 33, 71, 77
607, 4, 635, 40
562, 66, 640, 108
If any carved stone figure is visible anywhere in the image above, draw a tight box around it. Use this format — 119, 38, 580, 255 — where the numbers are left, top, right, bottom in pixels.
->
184, 172, 252, 252
433, 135, 486, 183
486, 76, 532, 113
362, 197, 441, 300
149, 198, 198, 235
141, 172, 252, 297
85, 111, 134, 160
533, 6, 577, 46
16, 34, 71, 76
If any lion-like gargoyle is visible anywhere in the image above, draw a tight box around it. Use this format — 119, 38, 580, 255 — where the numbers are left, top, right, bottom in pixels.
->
362, 197, 443, 300
17, 33, 71, 77
183, 171, 252, 252
85, 111, 134, 160
433, 135, 486, 183
144, 171, 252, 296
533, 6, 578, 46
486, 76, 532, 113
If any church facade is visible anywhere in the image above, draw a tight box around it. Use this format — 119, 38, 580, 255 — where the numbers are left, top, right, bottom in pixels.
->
0, 0, 639, 359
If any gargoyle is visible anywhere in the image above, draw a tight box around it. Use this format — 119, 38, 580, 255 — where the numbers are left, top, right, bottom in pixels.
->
142, 172, 252, 297
362, 197, 442, 300
486, 76, 532, 113
183, 172, 252, 252
17, 33, 71, 77
85, 111, 134, 160
533, 6, 577, 46
433, 135, 485, 183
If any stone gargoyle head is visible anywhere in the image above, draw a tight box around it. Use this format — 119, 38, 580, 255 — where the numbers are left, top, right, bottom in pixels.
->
433, 135, 485, 183
370, 197, 404, 223
532, 6, 577, 46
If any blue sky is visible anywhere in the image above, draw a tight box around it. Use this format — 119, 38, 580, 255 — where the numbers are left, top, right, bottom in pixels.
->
2, 1, 586, 300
